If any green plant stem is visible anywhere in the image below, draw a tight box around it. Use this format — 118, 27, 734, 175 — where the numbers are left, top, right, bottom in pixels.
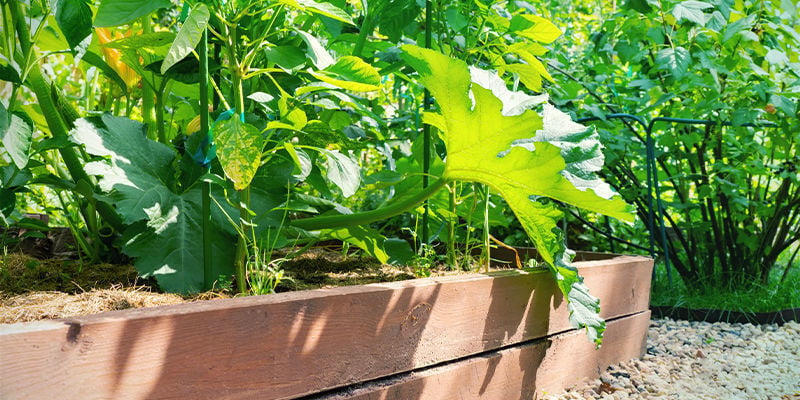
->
292, 178, 447, 231
140, 16, 158, 140
353, 15, 376, 58
155, 85, 168, 144
483, 184, 490, 273
227, 23, 250, 294
233, 187, 251, 294
447, 183, 456, 269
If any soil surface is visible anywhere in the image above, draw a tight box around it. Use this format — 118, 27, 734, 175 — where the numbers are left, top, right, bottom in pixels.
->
0, 247, 477, 324
544, 318, 800, 399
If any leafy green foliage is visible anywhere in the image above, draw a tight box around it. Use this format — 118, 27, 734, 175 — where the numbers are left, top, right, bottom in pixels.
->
94, 0, 172, 27
550, 0, 800, 291
214, 118, 265, 191
0, 104, 33, 169
311, 56, 381, 92
401, 45, 633, 344
55, 0, 93, 49
5, 0, 647, 346
161, 4, 210, 74
672, 1, 714, 25
71, 114, 236, 292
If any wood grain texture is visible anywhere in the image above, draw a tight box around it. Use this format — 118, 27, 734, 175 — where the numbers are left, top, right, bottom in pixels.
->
0, 254, 652, 400
311, 311, 652, 400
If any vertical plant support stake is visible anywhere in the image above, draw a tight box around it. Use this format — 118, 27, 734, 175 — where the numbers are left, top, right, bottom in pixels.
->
199, 26, 213, 290
421, 0, 433, 246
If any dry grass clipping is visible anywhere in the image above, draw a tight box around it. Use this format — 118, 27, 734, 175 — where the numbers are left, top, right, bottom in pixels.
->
0, 286, 186, 324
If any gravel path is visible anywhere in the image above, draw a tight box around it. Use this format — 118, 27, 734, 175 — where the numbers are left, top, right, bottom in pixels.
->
545, 319, 800, 399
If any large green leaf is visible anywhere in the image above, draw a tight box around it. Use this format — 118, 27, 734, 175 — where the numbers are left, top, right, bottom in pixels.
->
161, 4, 209, 74
71, 115, 175, 223
311, 56, 381, 92
94, 0, 172, 27
214, 117, 266, 191
55, 0, 93, 49
296, 30, 335, 69
279, 0, 354, 25
656, 47, 691, 79
0, 105, 33, 169
101, 32, 176, 49
71, 114, 235, 292
319, 226, 413, 265
672, 1, 713, 25
401, 45, 633, 344
320, 149, 361, 198
373, 0, 421, 42
508, 15, 562, 44
120, 192, 235, 293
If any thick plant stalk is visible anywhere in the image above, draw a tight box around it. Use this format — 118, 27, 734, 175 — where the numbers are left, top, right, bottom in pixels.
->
227, 22, 250, 294
352, 16, 376, 58
140, 16, 158, 140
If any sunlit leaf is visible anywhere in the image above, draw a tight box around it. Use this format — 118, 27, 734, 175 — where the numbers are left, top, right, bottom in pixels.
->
402, 45, 633, 344
161, 4, 210, 74
214, 118, 266, 191
469, 67, 548, 115
0, 105, 33, 169
278, 0, 354, 25
311, 56, 381, 92
94, 0, 172, 27
508, 15, 562, 44
656, 47, 691, 79
320, 149, 361, 198
672, 1, 713, 25
297, 30, 335, 69
319, 226, 413, 265
765, 49, 789, 65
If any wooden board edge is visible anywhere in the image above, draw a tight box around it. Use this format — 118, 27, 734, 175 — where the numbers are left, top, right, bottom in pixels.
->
306, 311, 651, 400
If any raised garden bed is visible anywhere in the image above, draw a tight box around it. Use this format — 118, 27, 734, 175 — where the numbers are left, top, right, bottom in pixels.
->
0, 252, 652, 399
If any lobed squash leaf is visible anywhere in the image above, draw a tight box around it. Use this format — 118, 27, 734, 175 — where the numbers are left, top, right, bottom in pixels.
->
401, 45, 633, 345
71, 114, 236, 293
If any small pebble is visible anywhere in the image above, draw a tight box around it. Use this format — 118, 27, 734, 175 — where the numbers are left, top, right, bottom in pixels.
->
542, 319, 800, 399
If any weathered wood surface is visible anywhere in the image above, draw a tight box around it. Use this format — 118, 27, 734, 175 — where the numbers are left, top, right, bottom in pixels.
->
311, 311, 651, 400
0, 254, 652, 400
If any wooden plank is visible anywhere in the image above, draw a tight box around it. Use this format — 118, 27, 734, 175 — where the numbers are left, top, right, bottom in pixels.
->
0, 254, 652, 400
311, 311, 652, 400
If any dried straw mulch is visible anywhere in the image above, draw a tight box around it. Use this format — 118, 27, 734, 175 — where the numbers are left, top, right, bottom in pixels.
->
0, 286, 188, 324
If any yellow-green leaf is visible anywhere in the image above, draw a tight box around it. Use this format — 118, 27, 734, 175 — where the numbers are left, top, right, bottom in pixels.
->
310, 56, 381, 92
214, 118, 265, 190
401, 45, 633, 345
508, 15, 563, 44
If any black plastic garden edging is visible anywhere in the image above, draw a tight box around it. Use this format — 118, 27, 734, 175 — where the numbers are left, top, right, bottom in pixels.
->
650, 306, 800, 325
